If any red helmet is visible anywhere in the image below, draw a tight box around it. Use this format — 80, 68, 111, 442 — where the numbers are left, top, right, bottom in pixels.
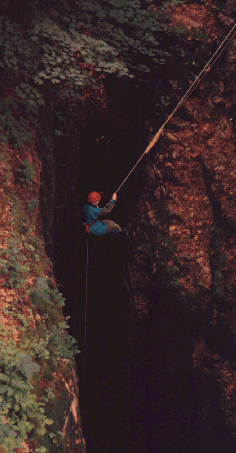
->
88, 191, 101, 203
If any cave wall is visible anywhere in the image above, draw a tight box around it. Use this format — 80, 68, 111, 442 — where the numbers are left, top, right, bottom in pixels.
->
12, 2, 236, 452
123, 8, 236, 449
0, 138, 85, 453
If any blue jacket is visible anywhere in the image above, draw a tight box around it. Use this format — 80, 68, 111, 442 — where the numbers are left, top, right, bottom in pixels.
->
83, 200, 115, 235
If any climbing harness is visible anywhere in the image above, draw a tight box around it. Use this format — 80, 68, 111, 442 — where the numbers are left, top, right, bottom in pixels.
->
84, 220, 97, 234
114, 21, 236, 195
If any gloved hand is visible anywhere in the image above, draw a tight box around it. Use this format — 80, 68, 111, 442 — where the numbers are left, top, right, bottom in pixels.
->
112, 193, 117, 201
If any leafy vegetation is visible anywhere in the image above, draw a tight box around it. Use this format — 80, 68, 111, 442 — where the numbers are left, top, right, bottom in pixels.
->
0, 231, 79, 360
0, 180, 79, 450
16, 160, 35, 187
77, 0, 181, 76
27, 197, 39, 212
0, 0, 202, 147
0, 319, 54, 451
0, 232, 29, 288
0, 287, 79, 451
30, 278, 80, 361
0, 3, 131, 147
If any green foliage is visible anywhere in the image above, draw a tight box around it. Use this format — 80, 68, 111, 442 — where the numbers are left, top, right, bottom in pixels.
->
32, 17, 129, 88
154, 232, 177, 263
42, 387, 55, 403
164, 263, 180, 288
163, 0, 188, 5
28, 234, 44, 251
0, 293, 78, 451
48, 321, 79, 361
77, 0, 186, 79
160, 94, 171, 107
30, 277, 52, 308
7, 197, 42, 270
0, 98, 33, 148
30, 279, 80, 361
0, 0, 208, 148
27, 197, 39, 212
0, 16, 44, 147
0, 233, 29, 288
184, 253, 191, 260
0, 9, 130, 147
23, 240, 40, 262
8, 194, 29, 234
16, 160, 35, 187
0, 326, 54, 452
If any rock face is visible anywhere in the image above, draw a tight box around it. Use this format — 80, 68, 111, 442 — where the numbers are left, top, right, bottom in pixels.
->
123, 5, 236, 452
125, 104, 236, 451
2, 1, 236, 452
0, 139, 85, 453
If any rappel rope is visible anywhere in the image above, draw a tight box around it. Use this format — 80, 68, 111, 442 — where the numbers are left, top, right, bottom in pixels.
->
115, 21, 236, 195
83, 21, 236, 380
84, 237, 89, 387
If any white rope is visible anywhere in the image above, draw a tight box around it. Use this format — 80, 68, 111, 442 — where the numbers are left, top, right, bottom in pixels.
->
84, 237, 89, 387
115, 21, 236, 194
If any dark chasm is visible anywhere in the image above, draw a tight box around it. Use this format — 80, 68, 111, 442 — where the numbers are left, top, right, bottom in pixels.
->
38, 78, 236, 453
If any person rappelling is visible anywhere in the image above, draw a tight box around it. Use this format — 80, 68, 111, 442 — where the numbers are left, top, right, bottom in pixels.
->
83, 24, 236, 238
84, 191, 122, 235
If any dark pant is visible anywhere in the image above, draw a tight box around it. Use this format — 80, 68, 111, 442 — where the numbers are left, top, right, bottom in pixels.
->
103, 219, 122, 234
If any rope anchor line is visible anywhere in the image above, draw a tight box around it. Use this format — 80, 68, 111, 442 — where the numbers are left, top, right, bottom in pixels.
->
115, 21, 236, 195
83, 237, 89, 388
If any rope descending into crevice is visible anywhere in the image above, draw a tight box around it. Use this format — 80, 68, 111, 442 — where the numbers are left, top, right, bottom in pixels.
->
115, 21, 236, 195
84, 237, 89, 388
